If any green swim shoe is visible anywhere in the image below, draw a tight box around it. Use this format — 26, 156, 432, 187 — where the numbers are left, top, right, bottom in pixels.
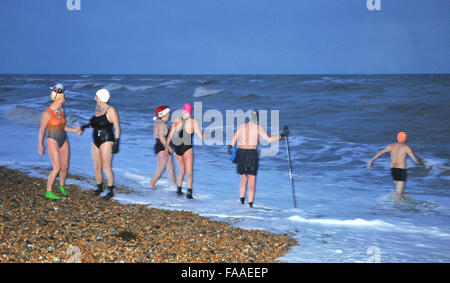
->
58, 185, 68, 196
45, 191, 61, 200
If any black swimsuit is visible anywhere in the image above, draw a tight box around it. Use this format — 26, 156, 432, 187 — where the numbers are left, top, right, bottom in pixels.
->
90, 110, 114, 148
154, 121, 170, 155
236, 148, 259, 176
170, 118, 193, 156
391, 168, 407, 182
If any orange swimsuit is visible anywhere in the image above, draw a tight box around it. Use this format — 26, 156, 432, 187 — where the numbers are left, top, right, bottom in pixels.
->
46, 107, 67, 148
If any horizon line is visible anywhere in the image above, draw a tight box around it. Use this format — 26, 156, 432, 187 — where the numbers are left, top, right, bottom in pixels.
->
1, 73, 449, 76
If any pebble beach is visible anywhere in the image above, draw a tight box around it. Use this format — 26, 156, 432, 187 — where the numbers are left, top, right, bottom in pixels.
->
0, 166, 297, 263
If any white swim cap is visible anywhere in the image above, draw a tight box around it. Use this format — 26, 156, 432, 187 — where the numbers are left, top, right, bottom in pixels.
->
50, 83, 65, 101
96, 89, 110, 103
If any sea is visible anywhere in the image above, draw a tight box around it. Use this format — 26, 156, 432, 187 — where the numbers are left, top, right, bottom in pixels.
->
0, 74, 449, 262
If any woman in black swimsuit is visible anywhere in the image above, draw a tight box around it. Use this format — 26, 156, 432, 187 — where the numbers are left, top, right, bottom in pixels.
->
81, 89, 121, 200
165, 103, 203, 199
149, 105, 176, 189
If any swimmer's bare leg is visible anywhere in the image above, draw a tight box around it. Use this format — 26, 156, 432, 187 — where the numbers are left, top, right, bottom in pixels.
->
150, 151, 169, 188
239, 174, 248, 202
59, 140, 69, 186
248, 175, 256, 206
100, 141, 114, 187
46, 138, 61, 192
175, 154, 185, 188
91, 143, 103, 185
394, 181, 406, 201
183, 149, 194, 190
166, 155, 176, 186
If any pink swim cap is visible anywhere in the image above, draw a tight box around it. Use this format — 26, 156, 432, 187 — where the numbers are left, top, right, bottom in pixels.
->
183, 103, 192, 114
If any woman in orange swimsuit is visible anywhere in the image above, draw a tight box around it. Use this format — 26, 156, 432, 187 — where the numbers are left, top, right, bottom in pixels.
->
38, 84, 82, 199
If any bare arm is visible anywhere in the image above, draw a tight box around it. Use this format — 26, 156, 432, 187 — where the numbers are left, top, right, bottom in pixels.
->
64, 125, 82, 135
258, 125, 281, 143
230, 127, 240, 148
107, 107, 121, 139
38, 111, 50, 155
192, 118, 203, 140
164, 119, 179, 153
406, 146, 422, 165
367, 145, 392, 168
61, 108, 79, 134
156, 123, 169, 147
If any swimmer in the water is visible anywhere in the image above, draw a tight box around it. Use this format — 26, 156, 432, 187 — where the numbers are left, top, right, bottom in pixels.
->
367, 131, 423, 200
80, 89, 121, 200
165, 103, 203, 199
228, 110, 289, 208
38, 84, 82, 199
149, 105, 176, 189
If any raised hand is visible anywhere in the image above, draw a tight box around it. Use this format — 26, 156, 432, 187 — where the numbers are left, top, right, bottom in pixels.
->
280, 126, 289, 138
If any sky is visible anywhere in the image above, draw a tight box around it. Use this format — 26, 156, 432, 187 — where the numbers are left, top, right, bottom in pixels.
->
0, 0, 449, 74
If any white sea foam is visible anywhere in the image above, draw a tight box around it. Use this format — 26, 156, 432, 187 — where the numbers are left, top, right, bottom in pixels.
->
124, 171, 150, 184
103, 83, 155, 91
158, 79, 184, 87
193, 87, 223, 97
423, 158, 450, 176
288, 215, 395, 230
288, 216, 450, 239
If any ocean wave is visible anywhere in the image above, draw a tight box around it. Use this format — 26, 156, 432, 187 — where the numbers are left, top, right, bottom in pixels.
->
158, 79, 184, 87
73, 82, 156, 92
423, 158, 450, 177
5, 105, 42, 125
241, 93, 261, 99
72, 82, 104, 89
288, 215, 395, 230
103, 83, 155, 91
289, 215, 450, 238
193, 87, 223, 98
196, 79, 218, 85
299, 77, 368, 88
0, 87, 15, 92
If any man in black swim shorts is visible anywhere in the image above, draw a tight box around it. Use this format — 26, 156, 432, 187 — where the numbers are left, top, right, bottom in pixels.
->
367, 131, 423, 200
228, 110, 288, 208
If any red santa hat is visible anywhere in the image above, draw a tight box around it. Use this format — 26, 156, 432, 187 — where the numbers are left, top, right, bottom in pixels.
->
153, 105, 170, 120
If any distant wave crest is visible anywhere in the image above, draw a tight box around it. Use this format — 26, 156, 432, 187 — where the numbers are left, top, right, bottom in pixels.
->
73, 82, 155, 92
193, 87, 223, 97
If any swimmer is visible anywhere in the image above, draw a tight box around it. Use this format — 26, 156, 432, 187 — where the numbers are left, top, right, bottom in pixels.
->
80, 89, 121, 200
367, 131, 423, 200
149, 105, 176, 189
228, 110, 288, 208
38, 83, 82, 199
165, 103, 203, 199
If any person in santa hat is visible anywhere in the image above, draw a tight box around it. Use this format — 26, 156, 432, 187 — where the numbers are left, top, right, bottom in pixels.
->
149, 105, 176, 188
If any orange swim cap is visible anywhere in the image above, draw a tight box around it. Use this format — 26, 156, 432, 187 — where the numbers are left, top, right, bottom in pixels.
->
397, 131, 407, 143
